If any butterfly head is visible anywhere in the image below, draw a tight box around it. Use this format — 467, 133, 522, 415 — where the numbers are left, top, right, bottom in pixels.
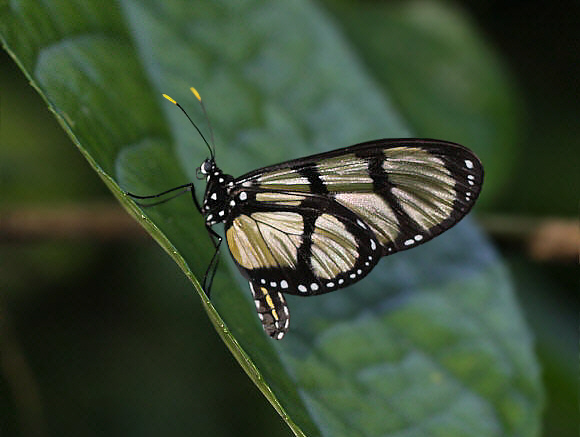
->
197, 158, 215, 178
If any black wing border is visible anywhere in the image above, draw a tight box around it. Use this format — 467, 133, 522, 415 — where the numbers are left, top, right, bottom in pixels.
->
234, 138, 483, 185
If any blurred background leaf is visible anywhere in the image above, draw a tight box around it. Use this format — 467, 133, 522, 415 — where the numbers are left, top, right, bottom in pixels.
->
1, 0, 576, 436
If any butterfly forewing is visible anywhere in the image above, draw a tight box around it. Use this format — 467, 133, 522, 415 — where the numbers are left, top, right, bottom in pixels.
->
232, 139, 483, 256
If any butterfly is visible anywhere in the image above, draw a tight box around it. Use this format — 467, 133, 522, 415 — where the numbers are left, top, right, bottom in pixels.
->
128, 88, 484, 340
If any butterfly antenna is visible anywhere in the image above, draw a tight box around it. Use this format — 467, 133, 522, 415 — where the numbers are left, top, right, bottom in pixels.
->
190, 87, 216, 157
162, 93, 215, 159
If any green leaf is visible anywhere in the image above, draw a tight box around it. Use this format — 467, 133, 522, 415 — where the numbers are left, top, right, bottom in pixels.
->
0, 1, 542, 436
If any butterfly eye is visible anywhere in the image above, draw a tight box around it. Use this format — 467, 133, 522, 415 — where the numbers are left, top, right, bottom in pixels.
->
197, 159, 213, 177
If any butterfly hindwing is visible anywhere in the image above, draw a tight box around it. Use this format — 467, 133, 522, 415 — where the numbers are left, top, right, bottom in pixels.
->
225, 193, 382, 297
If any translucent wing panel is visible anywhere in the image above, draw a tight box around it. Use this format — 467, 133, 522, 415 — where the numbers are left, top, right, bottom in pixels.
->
246, 152, 374, 193
383, 147, 456, 230
249, 170, 311, 191
310, 214, 359, 280
334, 192, 400, 246
226, 212, 303, 271
315, 154, 374, 191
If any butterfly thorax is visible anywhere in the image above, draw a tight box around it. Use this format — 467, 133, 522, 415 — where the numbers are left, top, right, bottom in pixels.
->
199, 158, 234, 226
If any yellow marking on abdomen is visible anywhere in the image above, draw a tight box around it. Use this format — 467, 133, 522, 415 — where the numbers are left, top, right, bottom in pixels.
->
265, 294, 275, 309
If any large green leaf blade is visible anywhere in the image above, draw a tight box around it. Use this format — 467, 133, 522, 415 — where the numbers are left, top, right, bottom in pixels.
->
0, 0, 542, 436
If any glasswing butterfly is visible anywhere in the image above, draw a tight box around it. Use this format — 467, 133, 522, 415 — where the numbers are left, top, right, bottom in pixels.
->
128, 88, 484, 340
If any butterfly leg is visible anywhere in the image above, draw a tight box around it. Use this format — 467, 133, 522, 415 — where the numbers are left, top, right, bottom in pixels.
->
202, 226, 223, 298
125, 183, 195, 207
249, 282, 290, 340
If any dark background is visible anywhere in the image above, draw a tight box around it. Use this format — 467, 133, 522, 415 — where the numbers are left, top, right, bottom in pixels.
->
1, 1, 577, 436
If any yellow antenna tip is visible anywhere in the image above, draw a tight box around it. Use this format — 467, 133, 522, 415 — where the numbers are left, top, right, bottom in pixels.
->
162, 94, 177, 105
190, 87, 202, 102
